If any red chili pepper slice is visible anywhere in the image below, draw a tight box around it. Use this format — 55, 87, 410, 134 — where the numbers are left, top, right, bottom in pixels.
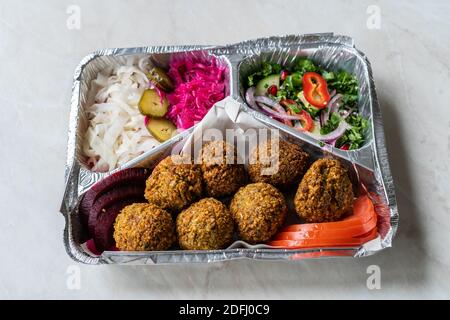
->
280, 99, 314, 132
282, 101, 314, 132
302, 72, 330, 109
280, 99, 299, 111
298, 110, 314, 132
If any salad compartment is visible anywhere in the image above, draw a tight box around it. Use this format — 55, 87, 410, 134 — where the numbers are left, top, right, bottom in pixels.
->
237, 44, 375, 167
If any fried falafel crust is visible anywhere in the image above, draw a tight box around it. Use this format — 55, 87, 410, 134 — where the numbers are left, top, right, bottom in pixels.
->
294, 158, 354, 223
113, 203, 176, 251
230, 182, 287, 243
144, 155, 203, 213
176, 198, 234, 250
198, 140, 247, 198
248, 139, 309, 187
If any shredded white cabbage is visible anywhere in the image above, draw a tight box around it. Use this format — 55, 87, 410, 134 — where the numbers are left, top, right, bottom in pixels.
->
82, 56, 160, 172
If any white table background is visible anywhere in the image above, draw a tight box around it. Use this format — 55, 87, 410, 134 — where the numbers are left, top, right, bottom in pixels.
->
0, 0, 449, 299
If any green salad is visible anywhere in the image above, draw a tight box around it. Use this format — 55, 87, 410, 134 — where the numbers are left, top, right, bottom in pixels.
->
244, 58, 368, 150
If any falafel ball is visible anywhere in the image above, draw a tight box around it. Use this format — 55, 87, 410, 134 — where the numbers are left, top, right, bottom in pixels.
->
248, 138, 309, 188
198, 140, 247, 198
230, 182, 287, 243
176, 198, 234, 250
113, 203, 176, 251
294, 158, 354, 223
144, 155, 203, 213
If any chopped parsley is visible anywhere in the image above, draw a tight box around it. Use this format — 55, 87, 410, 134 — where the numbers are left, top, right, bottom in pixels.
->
294, 57, 320, 74
336, 114, 369, 149
323, 70, 359, 107
320, 112, 341, 135
279, 72, 302, 100
247, 62, 281, 87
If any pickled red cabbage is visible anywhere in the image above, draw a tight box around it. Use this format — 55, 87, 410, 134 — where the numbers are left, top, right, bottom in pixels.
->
167, 56, 227, 130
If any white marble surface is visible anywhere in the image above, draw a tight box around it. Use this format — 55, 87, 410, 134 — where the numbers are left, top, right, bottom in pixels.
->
0, 0, 449, 299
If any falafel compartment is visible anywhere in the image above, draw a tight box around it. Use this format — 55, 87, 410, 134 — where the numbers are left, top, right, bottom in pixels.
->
71, 97, 389, 261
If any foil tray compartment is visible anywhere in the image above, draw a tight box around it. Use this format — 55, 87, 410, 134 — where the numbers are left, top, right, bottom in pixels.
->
61, 33, 398, 264
68, 47, 231, 196
228, 34, 397, 250
66, 102, 369, 265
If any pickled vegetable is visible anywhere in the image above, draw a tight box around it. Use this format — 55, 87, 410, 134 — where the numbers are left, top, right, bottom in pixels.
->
146, 117, 177, 142
147, 67, 174, 91
138, 89, 169, 117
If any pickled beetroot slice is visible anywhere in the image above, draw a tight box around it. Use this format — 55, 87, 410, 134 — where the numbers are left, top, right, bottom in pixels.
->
85, 239, 102, 255
85, 239, 118, 256
94, 197, 144, 252
88, 185, 145, 237
79, 192, 96, 227
79, 168, 150, 227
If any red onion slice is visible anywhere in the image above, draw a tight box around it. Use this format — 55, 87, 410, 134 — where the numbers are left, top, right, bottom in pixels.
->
255, 102, 272, 117
254, 96, 303, 120
306, 120, 352, 143
320, 111, 325, 127
257, 103, 301, 121
246, 88, 272, 117
254, 95, 278, 108
245, 87, 259, 110
340, 108, 355, 119
322, 93, 343, 125
272, 103, 293, 126
329, 93, 343, 113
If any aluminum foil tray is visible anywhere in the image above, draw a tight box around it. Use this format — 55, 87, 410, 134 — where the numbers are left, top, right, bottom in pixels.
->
60, 33, 398, 264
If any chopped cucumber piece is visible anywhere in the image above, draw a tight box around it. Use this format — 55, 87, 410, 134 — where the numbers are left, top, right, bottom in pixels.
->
255, 74, 280, 96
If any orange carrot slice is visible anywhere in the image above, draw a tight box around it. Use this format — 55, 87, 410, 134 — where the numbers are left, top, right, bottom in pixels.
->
280, 195, 376, 233
267, 228, 378, 248
267, 195, 378, 249
273, 217, 377, 240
